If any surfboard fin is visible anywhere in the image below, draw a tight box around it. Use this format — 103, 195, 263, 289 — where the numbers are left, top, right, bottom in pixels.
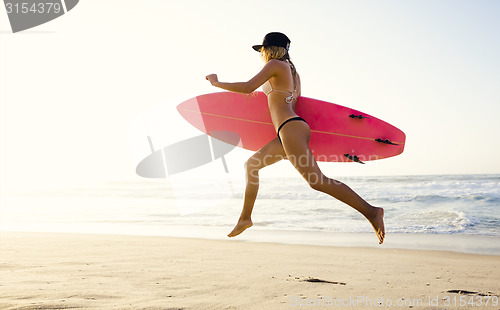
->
375, 138, 398, 145
344, 154, 365, 164
349, 114, 371, 119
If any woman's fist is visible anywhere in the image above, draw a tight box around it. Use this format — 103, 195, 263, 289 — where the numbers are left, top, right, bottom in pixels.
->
205, 74, 219, 86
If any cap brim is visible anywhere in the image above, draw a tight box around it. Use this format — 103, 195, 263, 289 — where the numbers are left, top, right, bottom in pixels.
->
252, 45, 263, 52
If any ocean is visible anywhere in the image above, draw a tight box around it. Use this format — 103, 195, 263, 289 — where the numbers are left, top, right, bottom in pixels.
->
2, 174, 499, 254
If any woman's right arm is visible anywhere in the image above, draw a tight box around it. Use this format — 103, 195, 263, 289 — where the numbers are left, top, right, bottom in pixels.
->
206, 59, 281, 94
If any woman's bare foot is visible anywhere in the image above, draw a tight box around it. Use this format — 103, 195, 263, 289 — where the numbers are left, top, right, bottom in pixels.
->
368, 207, 385, 244
227, 219, 253, 237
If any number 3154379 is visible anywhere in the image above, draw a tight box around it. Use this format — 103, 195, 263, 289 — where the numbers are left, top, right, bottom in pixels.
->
5, 2, 62, 14
443, 295, 498, 307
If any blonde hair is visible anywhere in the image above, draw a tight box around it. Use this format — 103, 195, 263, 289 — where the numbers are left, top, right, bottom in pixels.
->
260, 46, 288, 62
260, 46, 298, 89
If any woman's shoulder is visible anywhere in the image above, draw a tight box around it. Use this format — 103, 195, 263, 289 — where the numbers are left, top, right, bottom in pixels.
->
266, 59, 289, 66
265, 59, 291, 72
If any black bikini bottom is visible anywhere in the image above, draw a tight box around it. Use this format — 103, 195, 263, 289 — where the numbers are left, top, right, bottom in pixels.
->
277, 116, 307, 144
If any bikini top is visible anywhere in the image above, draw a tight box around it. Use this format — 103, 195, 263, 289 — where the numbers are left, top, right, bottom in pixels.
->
262, 79, 296, 104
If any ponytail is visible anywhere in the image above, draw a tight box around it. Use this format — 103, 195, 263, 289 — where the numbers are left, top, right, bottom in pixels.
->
280, 52, 297, 91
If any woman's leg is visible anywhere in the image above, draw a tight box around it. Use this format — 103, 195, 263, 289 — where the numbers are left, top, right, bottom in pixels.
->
228, 137, 286, 237
280, 121, 385, 244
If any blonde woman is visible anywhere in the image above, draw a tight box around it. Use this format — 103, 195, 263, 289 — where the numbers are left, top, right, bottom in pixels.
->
206, 32, 385, 244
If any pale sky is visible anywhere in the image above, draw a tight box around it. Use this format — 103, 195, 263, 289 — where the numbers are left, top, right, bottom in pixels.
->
1, 0, 499, 189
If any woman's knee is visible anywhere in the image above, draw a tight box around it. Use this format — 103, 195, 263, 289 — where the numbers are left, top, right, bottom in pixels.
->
245, 157, 261, 174
305, 173, 325, 191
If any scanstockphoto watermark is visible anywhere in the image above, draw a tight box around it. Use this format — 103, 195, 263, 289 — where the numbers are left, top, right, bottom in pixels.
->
245, 153, 379, 186
289, 295, 499, 308
3, 0, 79, 33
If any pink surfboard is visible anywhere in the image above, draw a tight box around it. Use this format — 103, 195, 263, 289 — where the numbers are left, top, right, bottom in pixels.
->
177, 92, 405, 163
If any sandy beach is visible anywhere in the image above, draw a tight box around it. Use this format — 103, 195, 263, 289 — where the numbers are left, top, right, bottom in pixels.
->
1, 232, 498, 310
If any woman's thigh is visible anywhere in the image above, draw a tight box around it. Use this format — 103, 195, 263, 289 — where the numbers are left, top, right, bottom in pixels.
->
247, 137, 287, 170
279, 121, 324, 183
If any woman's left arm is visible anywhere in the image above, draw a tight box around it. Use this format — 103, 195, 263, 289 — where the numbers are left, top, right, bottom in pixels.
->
206, 60, 279, 94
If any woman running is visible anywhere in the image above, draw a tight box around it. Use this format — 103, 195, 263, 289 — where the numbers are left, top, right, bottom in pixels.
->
206, 32, 385, 244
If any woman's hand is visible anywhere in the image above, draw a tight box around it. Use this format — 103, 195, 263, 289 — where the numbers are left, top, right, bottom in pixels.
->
206, 74, 219, 86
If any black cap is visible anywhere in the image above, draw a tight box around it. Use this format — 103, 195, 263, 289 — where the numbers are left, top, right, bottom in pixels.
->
252, 32, 291, 52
